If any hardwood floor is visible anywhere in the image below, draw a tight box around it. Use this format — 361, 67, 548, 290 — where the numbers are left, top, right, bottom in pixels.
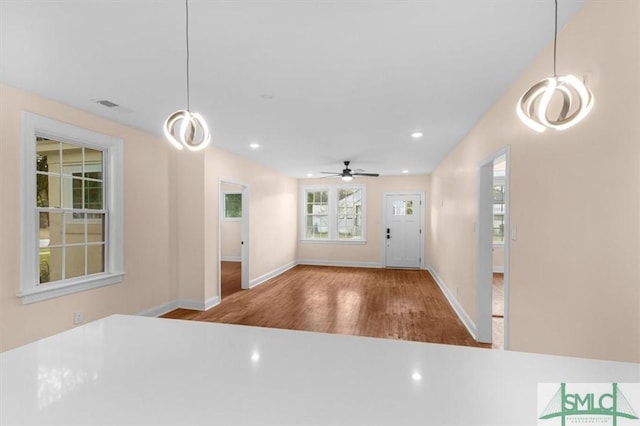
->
221, 261, 242, 298
163, 265, 490, 349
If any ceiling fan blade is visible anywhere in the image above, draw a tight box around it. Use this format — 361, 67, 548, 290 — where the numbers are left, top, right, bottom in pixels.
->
353, 172, 379, 177
319, 171, 340, 175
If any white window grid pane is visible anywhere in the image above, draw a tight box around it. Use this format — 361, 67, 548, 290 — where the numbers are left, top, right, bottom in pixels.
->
36, 141, 107, 284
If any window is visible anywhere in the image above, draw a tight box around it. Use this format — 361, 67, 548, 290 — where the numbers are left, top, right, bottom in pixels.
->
20, 113, 124, 303
493, 184, 505, 243
302, 185, 365, 242
224, 193, 242, 219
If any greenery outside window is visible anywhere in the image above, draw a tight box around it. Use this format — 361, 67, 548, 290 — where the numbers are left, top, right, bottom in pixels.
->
224, 193, 242, 219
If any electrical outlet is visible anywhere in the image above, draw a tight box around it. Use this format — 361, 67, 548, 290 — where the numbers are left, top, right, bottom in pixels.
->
73, 311, 84, 325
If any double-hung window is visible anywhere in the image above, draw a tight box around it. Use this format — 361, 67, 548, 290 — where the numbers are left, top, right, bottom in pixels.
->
20, 113, 124, 303
302, 185, 365, 242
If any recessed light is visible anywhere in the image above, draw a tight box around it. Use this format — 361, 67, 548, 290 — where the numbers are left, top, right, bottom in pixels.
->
402, 170, 409, 174
411, 132, 423, 139
249, 143, 260, 149
307, 173, 313, 177
411, 372, 422, 382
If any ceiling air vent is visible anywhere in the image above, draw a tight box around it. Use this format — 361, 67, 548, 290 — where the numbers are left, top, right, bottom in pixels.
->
96, 99, 119, 108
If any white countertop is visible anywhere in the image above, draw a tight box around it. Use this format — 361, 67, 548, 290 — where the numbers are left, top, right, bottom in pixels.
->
1, 314, 638, 425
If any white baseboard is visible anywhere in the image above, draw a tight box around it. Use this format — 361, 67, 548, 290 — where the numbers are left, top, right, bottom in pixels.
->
249, 261, 297, 288
176, 296, 220, 311
296, 259, 382, 269
137, 296, 219, 317
493, 266, 504, 273
221, 256, 241, 262
137, 300, 179, 317
426, 267, 477, 340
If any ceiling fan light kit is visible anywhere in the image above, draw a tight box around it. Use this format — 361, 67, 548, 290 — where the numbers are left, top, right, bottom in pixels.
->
517, 0, 593, 132
164, 0, 211, 151
320, 161, 380, 180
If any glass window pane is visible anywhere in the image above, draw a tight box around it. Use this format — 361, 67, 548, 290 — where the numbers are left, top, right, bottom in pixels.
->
72, 177, 83, 209
64, 212, 85, 244
84, 180, 103, 210
37, 174, 49, 207
41, 246, 63, 283
224, 193, 242, 218
84, 148, 103, 180
393, 201, 405, 216
61, 143, 82, 173
65, 245, 85, 279
87, 214, 105, 243
37, 174, 60, 208
87, 244, 104, 275
44, 212, 64, 246
36, 138, 59, 172
61, 176, 74, 208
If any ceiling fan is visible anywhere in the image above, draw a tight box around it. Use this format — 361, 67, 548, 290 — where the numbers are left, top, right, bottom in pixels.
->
320, 161, 380, 181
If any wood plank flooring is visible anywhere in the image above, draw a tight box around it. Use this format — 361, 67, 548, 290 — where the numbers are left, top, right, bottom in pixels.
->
220, 261, 242, 298
163, 265, 490, 349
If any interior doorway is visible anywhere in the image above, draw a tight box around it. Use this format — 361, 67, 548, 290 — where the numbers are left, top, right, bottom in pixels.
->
219, 180, 249, 301
476, 148, 510, 349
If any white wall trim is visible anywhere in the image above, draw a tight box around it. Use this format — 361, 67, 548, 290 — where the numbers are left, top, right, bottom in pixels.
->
204, 295, 220, 311
137, 300, 179, 317
296, 259, 382, 269
493, 266, 504, 273
249, 261, 297, 288
176, 296, 220, 312
221, 256, 241, 262
427, 267, 477, 340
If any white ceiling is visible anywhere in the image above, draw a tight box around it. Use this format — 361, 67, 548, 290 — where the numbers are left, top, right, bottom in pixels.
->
0, 0, 584, 178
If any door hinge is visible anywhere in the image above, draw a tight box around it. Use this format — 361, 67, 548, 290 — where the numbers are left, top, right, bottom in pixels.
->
420, 200, 422, 206
419, 229, 422, 234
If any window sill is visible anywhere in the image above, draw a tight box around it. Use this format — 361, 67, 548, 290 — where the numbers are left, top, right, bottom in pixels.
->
493, 243, 505, 248
301, 239, 367, 245
17, 272, 125, 304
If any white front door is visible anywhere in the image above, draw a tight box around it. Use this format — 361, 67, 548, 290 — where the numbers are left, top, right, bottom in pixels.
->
384, 194, 422, 268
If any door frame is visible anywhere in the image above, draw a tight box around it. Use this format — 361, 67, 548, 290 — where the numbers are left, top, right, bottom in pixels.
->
218, 178, 250, 300
476, 147, 510, 348
383, 192, 425, 269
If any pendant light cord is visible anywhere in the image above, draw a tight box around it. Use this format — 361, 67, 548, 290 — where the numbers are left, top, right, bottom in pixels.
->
185, 0, 191, 111
553, 0, 558, 77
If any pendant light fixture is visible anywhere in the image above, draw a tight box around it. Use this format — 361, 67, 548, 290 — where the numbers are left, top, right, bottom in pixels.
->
517, 0, 593, 132
164, 0, 211, 151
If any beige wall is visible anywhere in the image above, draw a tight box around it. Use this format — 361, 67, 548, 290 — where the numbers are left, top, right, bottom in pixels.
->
297, 175, 430, 266
0, 84, 177, 351
427, 0, 640, 362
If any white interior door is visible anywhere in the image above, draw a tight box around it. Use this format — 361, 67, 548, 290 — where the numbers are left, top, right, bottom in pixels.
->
384, 194, 422, 268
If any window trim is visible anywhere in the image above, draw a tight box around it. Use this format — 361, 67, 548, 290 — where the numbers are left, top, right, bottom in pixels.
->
223, 191, 242, 221
301, 184, 367, 243
19, 112, 125, 304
